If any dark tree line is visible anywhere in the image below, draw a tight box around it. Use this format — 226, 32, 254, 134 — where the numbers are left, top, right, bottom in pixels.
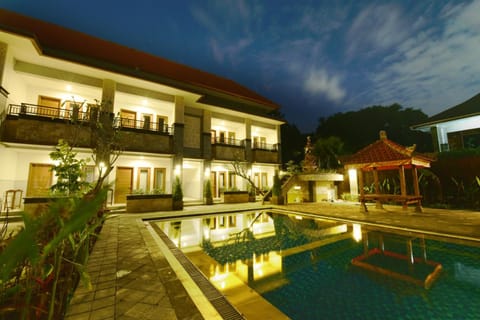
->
281, 103, 433, 169
314, 103, 432, 153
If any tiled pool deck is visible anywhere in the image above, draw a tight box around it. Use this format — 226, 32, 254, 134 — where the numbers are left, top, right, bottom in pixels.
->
64, 202, 480, 319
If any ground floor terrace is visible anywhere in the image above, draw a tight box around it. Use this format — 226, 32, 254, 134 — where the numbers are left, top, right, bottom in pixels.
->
63, 201, 480, 320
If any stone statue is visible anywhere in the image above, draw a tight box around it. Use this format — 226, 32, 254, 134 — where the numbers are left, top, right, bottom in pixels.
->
303, 136, 318, 172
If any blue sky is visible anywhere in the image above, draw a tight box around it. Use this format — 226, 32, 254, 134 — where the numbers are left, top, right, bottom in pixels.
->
1, 0, 480, 133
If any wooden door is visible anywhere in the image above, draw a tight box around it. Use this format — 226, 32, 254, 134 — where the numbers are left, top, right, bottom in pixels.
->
38, 96, 60, 117
115, 167, 133, 203
120, 109, 136, 128
27, 163, 53, 196
210, 171, 217, 197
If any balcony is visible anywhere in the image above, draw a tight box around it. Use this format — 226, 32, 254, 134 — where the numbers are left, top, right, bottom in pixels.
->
211, 137, 246, 161
1, 104, 173, 154
252, 142, 280, 163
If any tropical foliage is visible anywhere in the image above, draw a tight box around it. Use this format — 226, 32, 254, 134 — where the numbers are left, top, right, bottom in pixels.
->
0, 140, 111, 319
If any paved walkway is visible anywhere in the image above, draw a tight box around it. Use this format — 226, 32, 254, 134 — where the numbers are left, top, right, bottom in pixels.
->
64, 202, 480, 319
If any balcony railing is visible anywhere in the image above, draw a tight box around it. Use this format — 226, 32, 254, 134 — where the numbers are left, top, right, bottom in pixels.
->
253, 142, 279, 151
9, 103, 91, 121
212, 136, 245, 147
115, 117, 171, 134
7, 104, 172, 134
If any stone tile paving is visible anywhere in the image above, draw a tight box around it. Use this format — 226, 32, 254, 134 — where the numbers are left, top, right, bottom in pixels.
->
65, 216, 203, 320
285, 202, 480, 241
65, 201, 480, 320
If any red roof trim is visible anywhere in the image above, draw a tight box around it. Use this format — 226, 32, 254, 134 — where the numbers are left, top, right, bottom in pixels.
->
0, 9, 279, 110
342, 135, 433, 168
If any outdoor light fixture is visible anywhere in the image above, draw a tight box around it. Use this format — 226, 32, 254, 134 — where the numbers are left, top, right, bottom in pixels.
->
204, 168, 211, 177
98, 162, 106, 176
174, 165, 181, 176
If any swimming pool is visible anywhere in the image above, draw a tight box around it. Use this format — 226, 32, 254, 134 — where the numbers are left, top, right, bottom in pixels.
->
154, 210, 480, 319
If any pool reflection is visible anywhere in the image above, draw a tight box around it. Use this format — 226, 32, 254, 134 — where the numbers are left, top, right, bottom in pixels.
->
155, 210, 480, 319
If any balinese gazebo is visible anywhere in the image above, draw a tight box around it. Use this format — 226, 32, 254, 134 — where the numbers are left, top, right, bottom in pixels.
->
342, 131, 433, 213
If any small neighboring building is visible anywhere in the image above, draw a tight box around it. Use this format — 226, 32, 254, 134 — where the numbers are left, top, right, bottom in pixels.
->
411, 92, 480, 152
0, 9, 284, 207
282, 137, 343, 203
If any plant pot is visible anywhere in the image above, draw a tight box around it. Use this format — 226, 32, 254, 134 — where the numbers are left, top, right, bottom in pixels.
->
173, 200, 183, 210
271, 195, 284, 205
223, 191, 249, 203
126, 194, 173, 213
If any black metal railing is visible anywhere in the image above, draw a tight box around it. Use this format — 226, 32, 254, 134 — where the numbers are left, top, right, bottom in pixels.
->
7, 104, 172, 134
253, 142, 279, 151
211, 136, 245, 147
9, 103, 91, 121
115, 117, 171, 134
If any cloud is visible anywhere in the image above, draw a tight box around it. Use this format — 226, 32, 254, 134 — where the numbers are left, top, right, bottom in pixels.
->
304, 69, 346, 103
189, 1, 260, 65
210, 37, 253, 64
346, 4, 411, 59
355, 0, 480, 115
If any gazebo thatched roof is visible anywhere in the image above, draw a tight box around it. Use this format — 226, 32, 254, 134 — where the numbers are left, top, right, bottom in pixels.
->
342, 131, 433, 170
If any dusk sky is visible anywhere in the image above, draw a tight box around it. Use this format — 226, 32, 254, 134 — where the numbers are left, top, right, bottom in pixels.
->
1, 0, 480, 133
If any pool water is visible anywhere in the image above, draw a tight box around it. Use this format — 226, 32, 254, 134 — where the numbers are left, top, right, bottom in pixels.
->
156, 211, 480, 320
263, 237, 480, 319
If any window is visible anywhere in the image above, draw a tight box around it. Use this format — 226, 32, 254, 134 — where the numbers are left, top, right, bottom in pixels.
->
228, 132, 236, 144
142, 114, 152, 130
84, 165, 96, 184
208, 217, 216, 230
137, 168, 150, 192
153, 168, 166, 192
228, 172, 236, 189
120, 109, 136, 128
261, 173, 268, 189
219, 131, 226, 143
157, 116, 168, 132
218, 216, 226, 228
253, 136, 267, 149
219, 172, 226, 191
228, 215, 236, 227
211, 130, 216, 144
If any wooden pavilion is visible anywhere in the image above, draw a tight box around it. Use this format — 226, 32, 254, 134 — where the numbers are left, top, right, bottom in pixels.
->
342, 131, 433, 213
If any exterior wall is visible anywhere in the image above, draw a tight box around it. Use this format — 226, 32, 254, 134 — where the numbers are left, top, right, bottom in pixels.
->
0, 29, 283, 209
424, 116, 480, 152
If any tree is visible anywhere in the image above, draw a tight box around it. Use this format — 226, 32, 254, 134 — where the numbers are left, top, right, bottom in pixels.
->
315, 104, 432, 153
231, 160, 267, 197
50, 140, 91, 196
280, 122, 306, 169
313, 136, 344, 170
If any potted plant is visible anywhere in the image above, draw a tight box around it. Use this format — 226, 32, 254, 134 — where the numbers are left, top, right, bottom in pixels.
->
271, 173, 284, 205
172, 176, 183, 210
204, 179, 213, 205
247, 183, 256, 202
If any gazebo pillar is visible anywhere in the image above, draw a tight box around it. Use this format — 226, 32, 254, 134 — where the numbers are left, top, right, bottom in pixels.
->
412, 165, 420, 196
399, 165, 407, 197
412, 165, 423, 212
373, 167, 382, 209
358, 168, 367, 212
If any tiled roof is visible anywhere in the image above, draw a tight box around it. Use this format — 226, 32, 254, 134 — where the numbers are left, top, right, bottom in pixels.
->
412, 92, 480, 128
0, 9, 279, 111
342, 131, 432, 168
